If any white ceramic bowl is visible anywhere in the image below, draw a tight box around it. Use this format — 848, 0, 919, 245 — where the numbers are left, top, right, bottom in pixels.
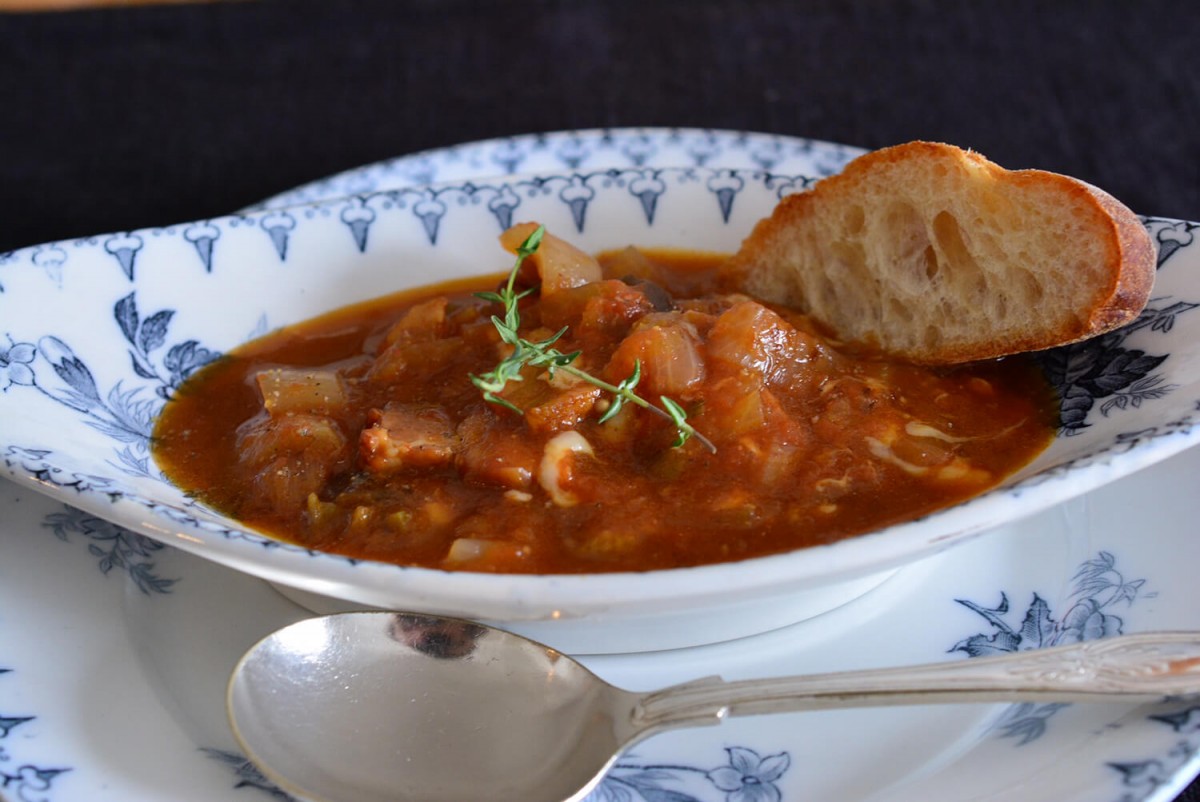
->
2, 166, 1198, 653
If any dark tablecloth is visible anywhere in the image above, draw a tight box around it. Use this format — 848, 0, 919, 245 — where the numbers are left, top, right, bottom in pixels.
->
2, 0, 1197, 254
2, 0, 1198, 798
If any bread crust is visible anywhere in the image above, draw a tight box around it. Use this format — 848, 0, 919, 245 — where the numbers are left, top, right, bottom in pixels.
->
729, 142, 1157, 364
1078, 181, 1158, 332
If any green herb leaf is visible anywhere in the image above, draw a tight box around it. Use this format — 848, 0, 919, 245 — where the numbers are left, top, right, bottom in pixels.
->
481, 390, 524, 415
659, 396, 693, 448
474, 226, 714, 452
516, 226, 545, 257
598, 359, 640, 423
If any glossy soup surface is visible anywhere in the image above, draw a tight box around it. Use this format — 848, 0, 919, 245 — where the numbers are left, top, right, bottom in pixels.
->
153, 234, 1057, 574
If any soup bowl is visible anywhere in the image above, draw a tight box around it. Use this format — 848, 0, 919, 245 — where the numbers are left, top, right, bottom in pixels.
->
2, 166, 1198, 653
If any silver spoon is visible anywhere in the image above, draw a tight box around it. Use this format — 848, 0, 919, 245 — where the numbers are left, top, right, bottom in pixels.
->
227, 612, 1200, 802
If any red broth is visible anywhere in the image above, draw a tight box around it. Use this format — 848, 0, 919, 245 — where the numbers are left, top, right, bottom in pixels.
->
152, 236, 1056, 574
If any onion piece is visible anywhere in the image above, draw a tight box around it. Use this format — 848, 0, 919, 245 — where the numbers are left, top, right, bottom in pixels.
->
707, 300, 820, 386
255, 367, 346, 416
607, 316, 705, 399
500, 222, 603, 294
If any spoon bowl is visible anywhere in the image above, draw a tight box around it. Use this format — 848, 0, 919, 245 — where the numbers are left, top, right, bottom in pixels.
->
228, 612, 637, 802
227, 612, 1200, 802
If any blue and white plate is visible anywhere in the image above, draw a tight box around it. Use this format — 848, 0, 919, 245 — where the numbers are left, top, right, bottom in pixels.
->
2, 128, 1200, 800
3, 423, 1200, 801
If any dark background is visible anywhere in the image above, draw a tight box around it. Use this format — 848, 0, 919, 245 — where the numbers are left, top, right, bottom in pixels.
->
1, 0, 1197, 254
2, 0, 1199, 798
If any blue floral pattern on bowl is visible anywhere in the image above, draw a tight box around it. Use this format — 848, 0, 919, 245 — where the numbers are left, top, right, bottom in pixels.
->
952, 550, 1149, 745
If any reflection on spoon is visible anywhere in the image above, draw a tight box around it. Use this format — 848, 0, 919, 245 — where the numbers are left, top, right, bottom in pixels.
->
227, 613, 1200, 802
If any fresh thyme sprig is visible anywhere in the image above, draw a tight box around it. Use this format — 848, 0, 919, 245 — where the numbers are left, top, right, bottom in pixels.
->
471, 226, 716, 453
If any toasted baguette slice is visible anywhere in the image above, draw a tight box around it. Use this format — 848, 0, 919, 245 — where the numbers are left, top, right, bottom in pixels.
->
727, 141, 1156, 364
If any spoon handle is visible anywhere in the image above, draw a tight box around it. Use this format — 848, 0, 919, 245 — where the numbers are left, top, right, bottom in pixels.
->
632, 631, 1200, 731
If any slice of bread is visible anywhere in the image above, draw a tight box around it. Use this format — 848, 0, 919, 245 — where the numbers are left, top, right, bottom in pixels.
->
727, 141, 1156, 364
